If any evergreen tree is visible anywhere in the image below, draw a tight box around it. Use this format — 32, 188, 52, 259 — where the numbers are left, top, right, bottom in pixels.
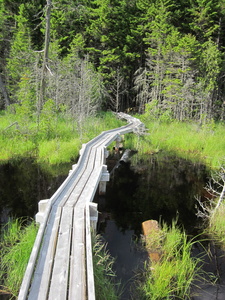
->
6, 3, 35, 103
188, 0, 221, 42
0, 0, 11, 107
84, 0, 143, 110
196, 38, 222, 122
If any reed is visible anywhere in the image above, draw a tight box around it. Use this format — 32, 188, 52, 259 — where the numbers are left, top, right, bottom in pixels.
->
92, 234, 121, 300
0, 219, 38, 297
139, 221, 202, 300
37, 139, 81, 164
138, 117, 225, 169
207, 204, 225, 247
0, 111, 124, 165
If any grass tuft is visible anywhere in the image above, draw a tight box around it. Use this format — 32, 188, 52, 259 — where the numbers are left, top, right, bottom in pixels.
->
92, 234, 121, 300
207, 204, 225, 247
0, 219, 38, 297
139, 220, 202, 300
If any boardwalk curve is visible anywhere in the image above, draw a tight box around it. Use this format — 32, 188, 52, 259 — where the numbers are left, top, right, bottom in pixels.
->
18, 113, 145, 300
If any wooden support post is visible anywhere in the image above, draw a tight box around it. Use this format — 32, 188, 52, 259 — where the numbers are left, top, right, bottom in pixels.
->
114, 135, 124, 151
99, 165, 110, 195
99, 182, 107, 195
103, 147, 109, 164
35, 199, 49, 224
89, 203, 98, 232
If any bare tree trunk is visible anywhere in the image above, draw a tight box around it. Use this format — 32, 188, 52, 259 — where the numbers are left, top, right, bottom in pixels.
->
0, 73, 10, 107
38, 0, 52, 116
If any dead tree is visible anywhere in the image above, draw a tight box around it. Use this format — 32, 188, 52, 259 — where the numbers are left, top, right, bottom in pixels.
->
0, 73, 10, 107
38, 0, 52, 115
196, 164, 225, 221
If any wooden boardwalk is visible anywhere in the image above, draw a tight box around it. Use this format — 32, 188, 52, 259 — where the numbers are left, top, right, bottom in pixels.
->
18, 113, 145, 300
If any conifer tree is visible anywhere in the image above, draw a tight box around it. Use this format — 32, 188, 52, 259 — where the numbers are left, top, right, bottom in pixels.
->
0, 0, 10, 107
7, 3, 34, 103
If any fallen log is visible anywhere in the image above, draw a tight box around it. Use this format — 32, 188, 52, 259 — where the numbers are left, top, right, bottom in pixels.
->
3, 121, 19, 131
119, 149, 132, 164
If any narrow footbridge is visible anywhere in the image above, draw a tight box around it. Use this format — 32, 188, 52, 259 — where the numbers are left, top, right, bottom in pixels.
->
18, 113, 145, 300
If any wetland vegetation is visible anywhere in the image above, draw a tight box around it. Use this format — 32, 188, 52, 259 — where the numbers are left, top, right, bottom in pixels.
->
0, 110, 225, 299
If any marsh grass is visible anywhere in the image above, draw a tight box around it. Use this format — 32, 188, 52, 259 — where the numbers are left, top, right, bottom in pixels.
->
0, 219, 38, 297
207, 204, 225, 247
139, 221, 202, 300
0, 111, 125, 165
136, 116, 225, 169
92, 234, 121, 300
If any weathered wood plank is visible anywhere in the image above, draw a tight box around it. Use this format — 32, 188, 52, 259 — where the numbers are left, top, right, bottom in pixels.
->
35, 207, 62, 300
68, 205, 86, 300
27, 206, 62, 300
48, 207, 73, 300
86, 204, 96, 300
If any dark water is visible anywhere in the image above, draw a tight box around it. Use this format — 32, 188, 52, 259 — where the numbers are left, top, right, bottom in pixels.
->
96, 151, 225, 300
0, 158, 71, 224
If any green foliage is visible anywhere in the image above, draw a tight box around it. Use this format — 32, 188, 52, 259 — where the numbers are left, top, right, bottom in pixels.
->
207, 204, 225, 247
0, 219, 38, 297
7, 4, 32, 82
39, 99, 57, 139
188, 0, 221, 41
1, 0, 225, 119
38, 139, 81, 164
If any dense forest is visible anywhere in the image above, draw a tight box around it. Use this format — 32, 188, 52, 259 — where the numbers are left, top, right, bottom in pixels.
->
0, 0, 225, 122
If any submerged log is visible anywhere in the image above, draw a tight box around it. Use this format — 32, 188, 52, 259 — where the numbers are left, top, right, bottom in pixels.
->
119, 149, 132, 164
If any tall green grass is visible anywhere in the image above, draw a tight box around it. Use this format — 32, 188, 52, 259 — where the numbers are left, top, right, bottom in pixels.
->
207, 204, 225, 247
139, 221, 202, 300
0, 219, 38, 297
0, 111, 125, 165
92, 234, 121, 300
134, 117, 225, 169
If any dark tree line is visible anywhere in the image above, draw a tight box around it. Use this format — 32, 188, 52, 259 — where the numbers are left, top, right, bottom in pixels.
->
0, 0, 225, 122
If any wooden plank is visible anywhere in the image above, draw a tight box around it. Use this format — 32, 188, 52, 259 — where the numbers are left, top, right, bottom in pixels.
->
18, 220, 48, 300
48, 206, 73, 300
35, 207, 62, 300
66, 167, 97, 207
68, 204, 86, 300
27, 206, 62, 300
86, 204, 96, 300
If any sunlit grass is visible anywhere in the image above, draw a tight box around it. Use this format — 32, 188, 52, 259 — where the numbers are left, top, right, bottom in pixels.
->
207, 204, 225, 247
0, 219, 38, 297
139, 220, 202, 300
0, 136, 36, 163
137, 116, 225, 169
0, 111, 125, 165
38, 139, 81, 164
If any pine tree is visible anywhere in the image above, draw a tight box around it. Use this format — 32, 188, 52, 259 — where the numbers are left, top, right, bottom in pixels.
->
188, 0, 221, 42
0, 0, 10, 107
6, 3, 35, 103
